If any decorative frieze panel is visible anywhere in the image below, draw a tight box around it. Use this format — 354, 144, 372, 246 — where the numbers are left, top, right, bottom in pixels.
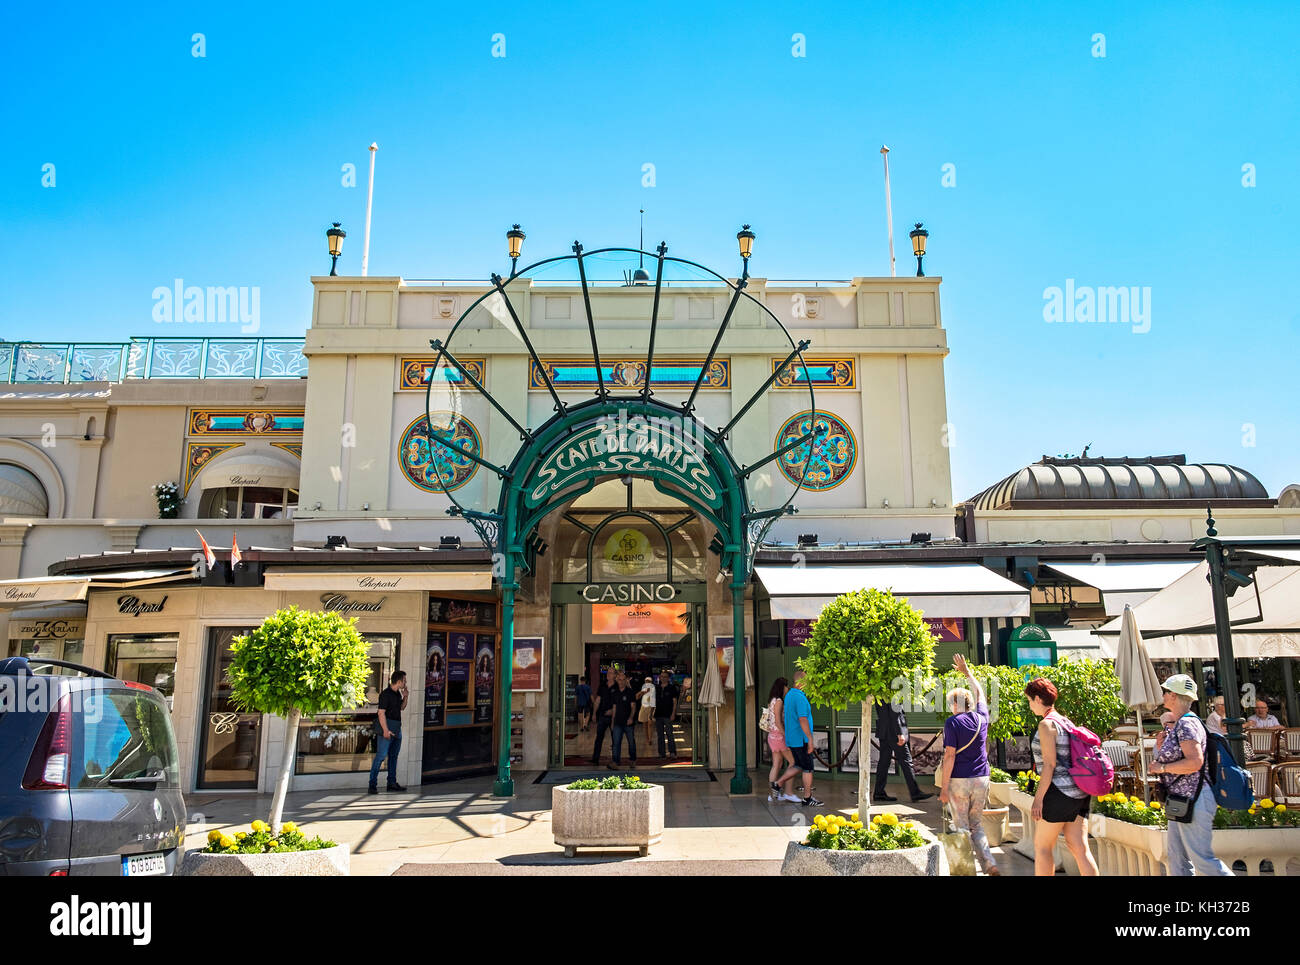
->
529, 358, 729, 391
400, 356, 486, 390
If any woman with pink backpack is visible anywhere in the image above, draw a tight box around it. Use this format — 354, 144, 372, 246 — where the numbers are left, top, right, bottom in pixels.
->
1026, 677, 1100, 877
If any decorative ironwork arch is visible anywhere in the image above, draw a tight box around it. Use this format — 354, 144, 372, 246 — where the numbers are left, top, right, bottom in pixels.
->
422, 238, 823, 796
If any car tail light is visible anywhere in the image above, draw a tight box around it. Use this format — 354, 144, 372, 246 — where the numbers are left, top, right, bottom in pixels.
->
123, 680, 155, 694
22, 695, 73, 790
49, 869, 68, 876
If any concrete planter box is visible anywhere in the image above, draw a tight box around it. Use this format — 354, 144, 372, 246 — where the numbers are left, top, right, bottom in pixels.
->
552, 784, 664, 857
780, 839, 948, 876
180, 843, 349, 876
1008, 787, 1094, 874
1089, 816, 1300, 876
987, 782, 1015, 808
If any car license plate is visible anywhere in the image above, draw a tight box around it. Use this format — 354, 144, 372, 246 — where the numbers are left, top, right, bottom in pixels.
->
122, 852, 167, 876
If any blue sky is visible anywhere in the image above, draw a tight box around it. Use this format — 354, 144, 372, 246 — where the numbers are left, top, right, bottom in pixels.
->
3, 1, 1296, 500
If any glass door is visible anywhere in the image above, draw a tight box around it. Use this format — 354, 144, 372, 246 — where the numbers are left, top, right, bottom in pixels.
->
547, 605, 566, 768
691, 601, 708, 765
198, 626, 263, 789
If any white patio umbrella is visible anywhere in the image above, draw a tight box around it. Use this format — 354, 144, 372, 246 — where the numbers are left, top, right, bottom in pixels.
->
723, 639, 755, 691
698, 647, 725, 748
1115, 603, 1164, 801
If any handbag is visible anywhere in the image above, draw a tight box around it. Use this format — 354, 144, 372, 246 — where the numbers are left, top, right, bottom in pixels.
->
1160, 712, 1205, 823
759, 700, 776, 733
937, 804, 977, 876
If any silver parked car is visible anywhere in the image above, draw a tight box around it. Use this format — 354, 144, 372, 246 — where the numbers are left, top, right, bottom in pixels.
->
0, 656, 186, 876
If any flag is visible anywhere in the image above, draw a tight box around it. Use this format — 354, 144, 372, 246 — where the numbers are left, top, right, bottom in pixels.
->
196, 530, 216, 570
231, 533, 242, 567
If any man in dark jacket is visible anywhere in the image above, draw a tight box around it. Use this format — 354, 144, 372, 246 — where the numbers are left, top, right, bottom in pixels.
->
874, 699, 933, 803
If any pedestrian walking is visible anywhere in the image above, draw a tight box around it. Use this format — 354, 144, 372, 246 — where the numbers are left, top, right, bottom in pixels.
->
368, 670, 408, 794
639, 676, 657, 747
938, 654, 999, 875
1026, 677, 1099, 876
654, 669, 679, 760
1151, 673, 1233, 876
575, 675, 592, 732
874, 697, 933, 803
589, 669, 615, 765
773, 670, 822, 807
764, 677, 800, 803
609, 671, 639, 768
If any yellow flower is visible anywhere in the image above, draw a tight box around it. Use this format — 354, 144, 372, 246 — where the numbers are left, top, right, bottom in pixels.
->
1132, 801, 1146, 810
235, 832, 247, 840
1276, 805, 1287, 813
251, 820, 269, 833
851, 821, 863, 830
814, 815, 827, 829
902, 821, 915, 829
1260, 799, 1274, 809
826, 823, 839, 835
871, 814, 884, 825
880, 813, 899, 826
1248, 808, 1257, 815
850, 811, 860, 823
1149, 801, 1162, 810
218, 835, 236, 849
207, 829, 222, 844
281, 822, 298, 834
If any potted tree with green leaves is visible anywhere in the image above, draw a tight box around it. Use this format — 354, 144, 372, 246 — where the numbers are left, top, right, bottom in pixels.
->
182, 606, 371, 876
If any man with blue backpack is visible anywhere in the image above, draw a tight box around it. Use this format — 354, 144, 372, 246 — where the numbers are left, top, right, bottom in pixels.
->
1150, 674, 1241, 875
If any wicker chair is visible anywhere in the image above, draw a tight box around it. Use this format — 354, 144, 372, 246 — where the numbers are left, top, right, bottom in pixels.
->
1130, 747, 1161, 798
1103, 741, 1137, 796
1269, 761, 1300, 806
1112, 724, 1141, 744
1244, 727, 1280, 761
1277, 728, 1300, 760
1244, 760, 1274, 801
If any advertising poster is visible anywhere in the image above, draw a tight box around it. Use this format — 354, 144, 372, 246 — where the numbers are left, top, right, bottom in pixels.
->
424, 631, 446, 726
591, 602, 687, 635
474, 635, 494, 723
449, 631, 474, 660
512, 637, 544, 692
784, 619, 814, 647
924, 617, 966, 643
713, 635, 750, 687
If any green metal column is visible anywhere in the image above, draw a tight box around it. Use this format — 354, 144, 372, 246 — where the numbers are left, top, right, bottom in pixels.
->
1205, 537, 1245, 766
494, 572, 517, 797
730, 580, 751, 794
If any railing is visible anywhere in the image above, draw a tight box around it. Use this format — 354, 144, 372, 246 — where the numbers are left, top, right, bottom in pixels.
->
0, 338, 308, 384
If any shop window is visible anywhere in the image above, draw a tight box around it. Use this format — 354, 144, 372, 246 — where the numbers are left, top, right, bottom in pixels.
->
424, 596, 498, 780
295, 634, 400, 775
198, 486, 298, 520
8, 636, 85, 668
107, 633, 179, 708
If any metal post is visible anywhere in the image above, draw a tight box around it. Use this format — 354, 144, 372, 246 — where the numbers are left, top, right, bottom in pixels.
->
731, 580, 751, 794
1205, 538, 1246, 764
494, 573, 517, 797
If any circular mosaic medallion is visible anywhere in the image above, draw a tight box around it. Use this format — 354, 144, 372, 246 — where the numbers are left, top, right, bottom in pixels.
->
400, 411, 481, 493
774, 411, 857, 491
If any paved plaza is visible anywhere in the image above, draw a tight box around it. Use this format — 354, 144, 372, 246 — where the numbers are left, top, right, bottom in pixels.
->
186, 771, 1039, 876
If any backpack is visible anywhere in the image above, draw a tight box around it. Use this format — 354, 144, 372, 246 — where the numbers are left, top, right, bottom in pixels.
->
1052, 714, 1115, 796
1205, 731, 1255, 811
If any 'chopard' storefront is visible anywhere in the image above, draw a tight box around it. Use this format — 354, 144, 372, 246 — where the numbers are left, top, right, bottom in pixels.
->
32, 549, 494, 793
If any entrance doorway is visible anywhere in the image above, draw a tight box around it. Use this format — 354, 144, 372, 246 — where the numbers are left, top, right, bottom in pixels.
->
549, 600, 708, 769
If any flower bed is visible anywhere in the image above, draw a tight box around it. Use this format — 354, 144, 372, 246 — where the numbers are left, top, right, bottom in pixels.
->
782, 811, 946, 876
181, 821, 348, 876
552, 776, 663, 858
987, 768, 1016, 808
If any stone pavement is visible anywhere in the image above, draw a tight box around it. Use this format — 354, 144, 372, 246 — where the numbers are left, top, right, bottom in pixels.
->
185, 770, 1042, 876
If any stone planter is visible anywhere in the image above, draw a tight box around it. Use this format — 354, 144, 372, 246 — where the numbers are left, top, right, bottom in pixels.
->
987, 782, 1016, 808
1008, 788, 1095, 874
1088, 817, 1300, 876
180, 844, 350, 876
981, 806, 1009, 847
552, 784, 664, 857
780, 839, 948, 876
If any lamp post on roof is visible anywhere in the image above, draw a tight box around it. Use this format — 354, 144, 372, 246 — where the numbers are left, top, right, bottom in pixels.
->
909, 222, 929, 277
506, 225, 526, 277
326, 223, 346, 276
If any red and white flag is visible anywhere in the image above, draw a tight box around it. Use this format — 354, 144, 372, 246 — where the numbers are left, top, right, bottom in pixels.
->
196, 530, 216, 570
231, 533, 243, 567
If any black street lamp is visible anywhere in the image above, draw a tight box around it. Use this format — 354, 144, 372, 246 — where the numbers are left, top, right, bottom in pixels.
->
736, 224, 755, 278
507, 224, 526, 276
326, 223, 346, 276
909, 222, 929, 277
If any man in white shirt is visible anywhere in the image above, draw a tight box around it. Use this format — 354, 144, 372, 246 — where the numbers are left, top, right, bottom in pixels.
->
1246, 698, 1281, 729
1205, 696, 1226, 736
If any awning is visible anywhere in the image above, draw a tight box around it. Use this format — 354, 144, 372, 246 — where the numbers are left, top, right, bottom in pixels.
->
200, 452, 300, 491
1042, 560, 1200, 615
264, 568, 492, 592
0, 567, 196, 608
755, 564, 1030, 620
1046, 626, 1118, 661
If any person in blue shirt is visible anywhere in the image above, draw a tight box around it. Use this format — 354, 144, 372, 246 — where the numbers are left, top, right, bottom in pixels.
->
575, 675, 592, 732
772, 670, 822, 807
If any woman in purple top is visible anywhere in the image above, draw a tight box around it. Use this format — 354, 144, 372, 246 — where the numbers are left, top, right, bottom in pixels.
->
938, 654, 999, 875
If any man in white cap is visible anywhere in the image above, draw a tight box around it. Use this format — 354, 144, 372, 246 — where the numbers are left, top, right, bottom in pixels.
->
1150, 674, 1231, 876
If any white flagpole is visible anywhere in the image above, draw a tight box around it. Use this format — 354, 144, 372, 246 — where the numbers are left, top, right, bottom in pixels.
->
361, 142, 378, 276
880, 145, 896, 277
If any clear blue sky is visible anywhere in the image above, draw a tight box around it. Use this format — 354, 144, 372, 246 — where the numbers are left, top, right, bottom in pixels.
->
3, 1, 1296, 500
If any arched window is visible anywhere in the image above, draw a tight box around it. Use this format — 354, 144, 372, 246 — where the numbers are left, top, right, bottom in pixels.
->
198, 486, 299, 519
0, 462, 49, 517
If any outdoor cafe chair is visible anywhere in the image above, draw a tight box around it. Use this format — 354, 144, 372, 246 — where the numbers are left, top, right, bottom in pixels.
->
1130, 747, 1161, 797
1244, 760, 1274, 801
1273, 762, 1300, 807
1103, 740, 1137, 796
1112, 724, 1141, 744
1244, 727, 1280, 761
1277, 728, 1300, 760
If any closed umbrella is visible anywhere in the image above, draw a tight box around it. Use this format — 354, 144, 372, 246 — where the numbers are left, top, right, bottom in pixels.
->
723, 639, 755, 691
1116, 604, 1163, 801
698, 645, 724, 752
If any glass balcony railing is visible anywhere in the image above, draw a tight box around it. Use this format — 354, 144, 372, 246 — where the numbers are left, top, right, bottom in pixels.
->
0, 338, 308, 384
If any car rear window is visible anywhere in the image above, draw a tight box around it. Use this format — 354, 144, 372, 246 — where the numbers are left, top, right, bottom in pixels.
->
76, 691, 180, 789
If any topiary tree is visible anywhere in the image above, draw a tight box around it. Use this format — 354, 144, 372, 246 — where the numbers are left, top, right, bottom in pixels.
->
228, 606, 372, 831
799, 589, 936, 804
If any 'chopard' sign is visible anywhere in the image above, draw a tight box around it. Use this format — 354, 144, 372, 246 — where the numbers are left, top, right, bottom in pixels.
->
320, 593, 387, 614
117, 595, 167, 617
357, 576, 402, 589
4, 586, 40, 601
